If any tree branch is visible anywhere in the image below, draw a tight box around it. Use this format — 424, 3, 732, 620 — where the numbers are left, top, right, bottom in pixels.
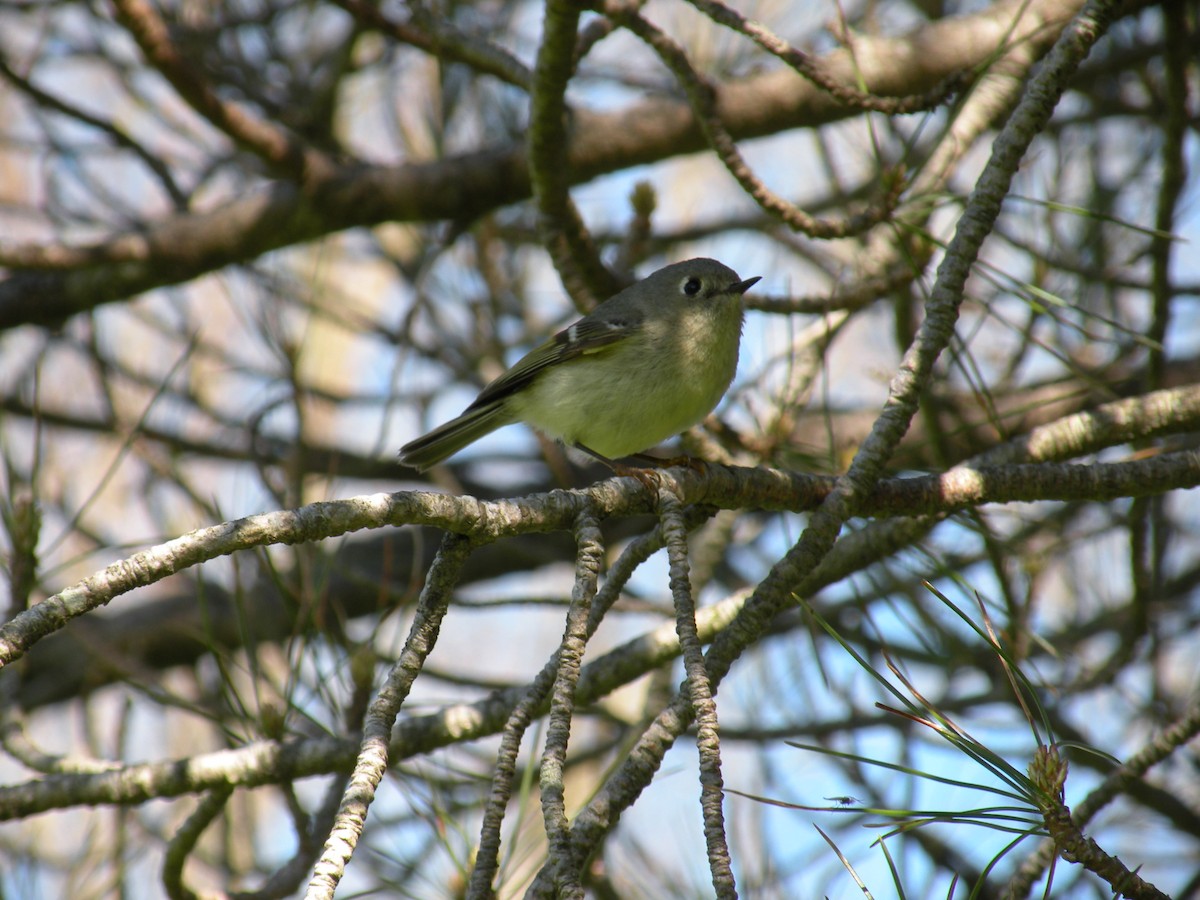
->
0, 0, 1087, 330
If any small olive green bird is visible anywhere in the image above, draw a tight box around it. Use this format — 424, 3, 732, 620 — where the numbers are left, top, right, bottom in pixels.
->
398, 257, 760, 472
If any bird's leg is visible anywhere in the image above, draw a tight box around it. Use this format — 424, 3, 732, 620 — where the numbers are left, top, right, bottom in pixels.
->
573, 443, 663, 491
624, 451, 710, 474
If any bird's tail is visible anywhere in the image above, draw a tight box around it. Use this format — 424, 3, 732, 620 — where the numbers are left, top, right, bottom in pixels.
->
398, 402, 511, 472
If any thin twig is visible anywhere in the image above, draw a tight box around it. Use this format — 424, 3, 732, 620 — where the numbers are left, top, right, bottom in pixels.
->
540, 510, 603, 899
305, 533, 472, 899
606, 2, 903, 239
659, 485, 736, 898
468, 508, 712, 897
331, 0, 533, 89
0, 57, 187, 209
1009, 700, 1200, 898
161, 785, 234, 900
686, 0, 966, 114
109, 0, 337, 185
529, 0, 618, 310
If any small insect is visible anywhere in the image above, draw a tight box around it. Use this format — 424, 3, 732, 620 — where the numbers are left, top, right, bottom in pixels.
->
824, 796, 859, 808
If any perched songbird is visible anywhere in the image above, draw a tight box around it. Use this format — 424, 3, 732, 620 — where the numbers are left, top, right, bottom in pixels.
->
398, 257, 760, 472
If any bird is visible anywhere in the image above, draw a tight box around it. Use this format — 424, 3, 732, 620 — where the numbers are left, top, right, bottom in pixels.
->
398, 257, 760, 473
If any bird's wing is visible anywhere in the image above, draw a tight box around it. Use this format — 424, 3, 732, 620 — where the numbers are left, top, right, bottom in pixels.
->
468, 314, 641, 410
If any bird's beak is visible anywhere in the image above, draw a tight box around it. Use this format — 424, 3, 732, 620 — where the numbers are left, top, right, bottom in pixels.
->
730, 276, 761, 295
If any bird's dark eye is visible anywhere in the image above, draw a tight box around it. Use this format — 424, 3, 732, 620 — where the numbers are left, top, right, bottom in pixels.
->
682, 277, 703, 297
